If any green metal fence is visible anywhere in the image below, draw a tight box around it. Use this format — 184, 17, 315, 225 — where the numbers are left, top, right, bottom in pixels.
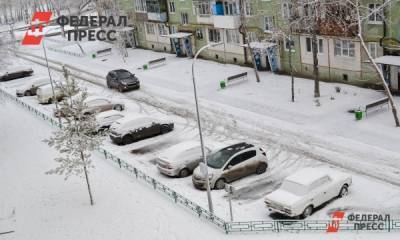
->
1, 87, 399, 234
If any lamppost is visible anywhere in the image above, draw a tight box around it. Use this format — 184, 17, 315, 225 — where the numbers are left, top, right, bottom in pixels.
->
42, 26, 62, 126
191, 41, 223, 214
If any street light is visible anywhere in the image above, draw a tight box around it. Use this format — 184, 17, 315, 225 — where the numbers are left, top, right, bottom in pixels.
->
191, 41, 223, 214
42, 26, 62, 126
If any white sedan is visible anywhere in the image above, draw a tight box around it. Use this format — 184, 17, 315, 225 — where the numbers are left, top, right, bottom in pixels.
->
95, 110, 125, 132
156, 141, 215, 178
264, 167, 352, 218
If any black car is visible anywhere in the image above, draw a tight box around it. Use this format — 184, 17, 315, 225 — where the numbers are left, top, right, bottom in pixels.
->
106, 69, 140, 92
0, 67, 34, 82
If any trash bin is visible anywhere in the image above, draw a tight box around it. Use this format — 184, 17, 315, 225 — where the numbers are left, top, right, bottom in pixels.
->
355, 110, 363, 120
92, 53, 96, 59
143, 64, 148, 70
220, 80, 226, 89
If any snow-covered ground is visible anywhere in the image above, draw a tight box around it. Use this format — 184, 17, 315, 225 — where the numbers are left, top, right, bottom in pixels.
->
1, 96, 398, 240
1, 29, 400, 238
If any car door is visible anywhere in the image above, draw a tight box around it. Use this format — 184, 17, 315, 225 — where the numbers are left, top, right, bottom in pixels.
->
309, 177, 331, 207
143, 122, 161, 139
222, 152, 247, 182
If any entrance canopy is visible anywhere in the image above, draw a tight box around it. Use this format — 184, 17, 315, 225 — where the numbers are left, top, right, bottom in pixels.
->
162, 32, 192, 39
375, 55, 400, 67
241, 41, 277, 49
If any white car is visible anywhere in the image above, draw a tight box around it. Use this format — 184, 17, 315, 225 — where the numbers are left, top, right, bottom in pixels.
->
109, 115, 174, 145
95, 110, 125, 132
16, 77, 50, 97
192, 142, 268, 190
37, 83, 64, 104
264, 167, 352, 219
156, 141, 214, 177
82, 96, 125, 115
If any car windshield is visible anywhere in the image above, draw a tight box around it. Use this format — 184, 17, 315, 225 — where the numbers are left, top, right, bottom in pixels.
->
206, 144, 247, 169
280, 180, 309, 196
116, 70, 132, 79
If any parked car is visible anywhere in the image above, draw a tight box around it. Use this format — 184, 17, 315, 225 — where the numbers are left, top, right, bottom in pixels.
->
106, 69, 140, 92
192, 142, 268, 190
95, 110, 125, 132
264, 167, 352, 219
37, 83, 65, 104
0, 67, 33, 81
109, 115, 174, 145
83, 96, 125, 114
16, 77, 50, 97
156, 141, 214, 178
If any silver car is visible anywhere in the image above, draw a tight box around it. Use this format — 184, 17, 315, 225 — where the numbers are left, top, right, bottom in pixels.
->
156, 141, 213, 177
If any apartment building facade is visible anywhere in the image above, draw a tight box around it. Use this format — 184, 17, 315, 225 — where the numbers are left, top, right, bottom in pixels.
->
117, 0, 399, 90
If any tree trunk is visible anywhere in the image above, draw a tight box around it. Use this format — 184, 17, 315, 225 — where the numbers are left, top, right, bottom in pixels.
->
312, 32, 320, 98
355, 1, 399, 127
81, 151, 94, 205
288, 35, 295, 102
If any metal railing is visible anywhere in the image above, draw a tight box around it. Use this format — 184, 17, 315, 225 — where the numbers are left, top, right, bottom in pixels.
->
1, 87, 399, 234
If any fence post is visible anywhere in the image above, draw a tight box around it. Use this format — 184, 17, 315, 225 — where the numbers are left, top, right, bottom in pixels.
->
117, 158, 121, 168
172, 191, 177, 203
152, 179, 157, 190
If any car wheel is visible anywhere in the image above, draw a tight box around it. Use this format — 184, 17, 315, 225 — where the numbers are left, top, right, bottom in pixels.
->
48, 98, 53, 104
215, 178, 226, 190
179, 168, 190, 178
161, 124, 171, 134
256, 163, 268, 174
338, 185, 349, 198
301, 205, 313, 219
114, 105, 123, 111
122, 135, 133, 145
25, 90, 31, 96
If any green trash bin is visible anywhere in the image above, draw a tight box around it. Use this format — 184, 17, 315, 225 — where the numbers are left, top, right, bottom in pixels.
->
220, 80, 226, 89
355, 110, 363, 120
143, 64, 148, 70
92, 53, 96, 59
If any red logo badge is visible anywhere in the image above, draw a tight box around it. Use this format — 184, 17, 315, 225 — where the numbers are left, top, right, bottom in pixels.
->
21, 12, 52, 45
327, 211, 345, 233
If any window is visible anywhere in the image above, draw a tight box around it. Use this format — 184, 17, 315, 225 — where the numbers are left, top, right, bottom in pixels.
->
227, 150, 256, 168
158, 24, 168, 36
224, 1, 237, 15
196, 1, 211, 15
334, 39, 355, 57
264, 16, 274, 31
282, 1, 292, 19
145, 23, 155, 35
170, 25, 177, 34
368, 4, 383, 23
169, 1, 175, 13
135, 0, 147, 12
368, 42, 378, 59
181, 12, 189, 24
226, 29, 240, 44
196, 28, 203, 39
247, 31, 257, 43
284, 37, 295, 51
208, 28, 221, 43
305, 37, 323, 54
244, 0, 253, 16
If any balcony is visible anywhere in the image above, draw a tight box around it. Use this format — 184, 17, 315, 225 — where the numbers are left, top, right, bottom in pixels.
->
147, 12, 167, 22
212, 1, 241, 29
213, 15, 240, 29
146, 0, 168, 22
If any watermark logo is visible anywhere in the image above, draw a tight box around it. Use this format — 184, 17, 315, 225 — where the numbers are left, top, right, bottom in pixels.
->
21, 12, 52, 45
326, 211, 345, 233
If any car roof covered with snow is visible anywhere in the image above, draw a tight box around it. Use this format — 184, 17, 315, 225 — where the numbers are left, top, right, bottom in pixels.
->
159, 141, 203, 161
96, 110, 124, 119
285, 167, 348, 186
0, 66, 32, 75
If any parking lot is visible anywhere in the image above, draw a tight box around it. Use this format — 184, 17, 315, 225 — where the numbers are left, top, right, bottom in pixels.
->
2, 56, 400, 222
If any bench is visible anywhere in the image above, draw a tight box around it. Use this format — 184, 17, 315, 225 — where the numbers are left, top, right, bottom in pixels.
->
92, 48, 112, 58
143, 57, 166, 70
365, 97, 389, 117
220, 72, 248, 89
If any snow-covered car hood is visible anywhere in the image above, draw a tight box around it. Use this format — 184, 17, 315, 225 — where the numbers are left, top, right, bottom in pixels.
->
265, 189, 303, 208
193, 165, 219, 179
